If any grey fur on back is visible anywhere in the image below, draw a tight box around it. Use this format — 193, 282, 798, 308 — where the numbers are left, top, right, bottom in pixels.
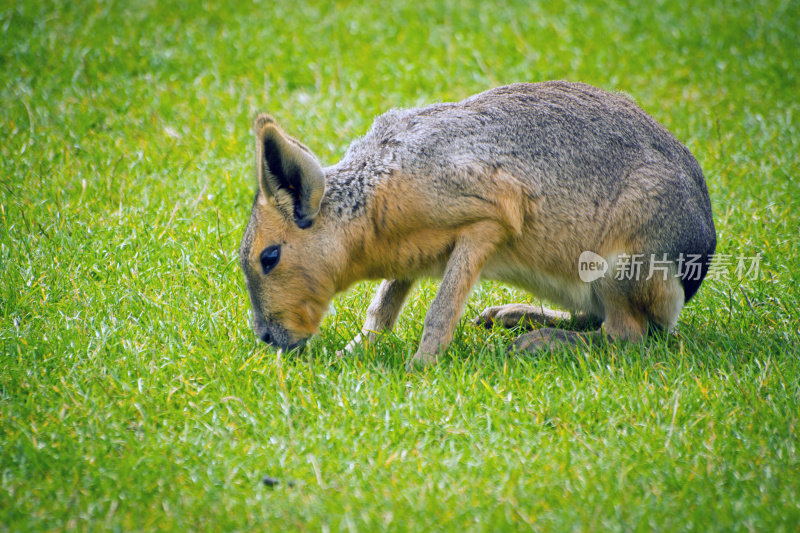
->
322, 81, 715, 300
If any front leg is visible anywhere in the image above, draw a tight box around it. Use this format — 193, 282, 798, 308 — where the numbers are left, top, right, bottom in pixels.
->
341, 278, 414, 355
409, 221, 505, 369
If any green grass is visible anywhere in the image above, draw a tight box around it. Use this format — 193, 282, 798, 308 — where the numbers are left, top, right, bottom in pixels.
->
2, 0, 799, 530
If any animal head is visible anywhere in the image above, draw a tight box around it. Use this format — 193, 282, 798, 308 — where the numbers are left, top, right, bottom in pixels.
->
239, 114, 331, 351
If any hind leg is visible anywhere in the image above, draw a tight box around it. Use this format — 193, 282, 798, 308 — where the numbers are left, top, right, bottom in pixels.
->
512, 275, 684, 353
474, 303, 602, 331
513, 327, 607, 352
512, 303, 645, 352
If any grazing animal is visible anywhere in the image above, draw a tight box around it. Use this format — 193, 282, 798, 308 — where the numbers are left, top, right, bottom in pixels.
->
239, 81, 716, 368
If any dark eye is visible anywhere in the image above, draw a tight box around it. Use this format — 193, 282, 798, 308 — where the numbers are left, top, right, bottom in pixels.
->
259, 245, 281, 274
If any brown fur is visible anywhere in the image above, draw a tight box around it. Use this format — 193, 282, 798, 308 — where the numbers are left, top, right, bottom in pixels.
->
239, 82, 716, 368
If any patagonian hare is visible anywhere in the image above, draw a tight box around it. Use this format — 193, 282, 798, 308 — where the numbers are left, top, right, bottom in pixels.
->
238, 81, 716, 369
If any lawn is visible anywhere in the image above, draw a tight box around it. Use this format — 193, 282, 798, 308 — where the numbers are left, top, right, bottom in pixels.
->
2, 0, 799, 530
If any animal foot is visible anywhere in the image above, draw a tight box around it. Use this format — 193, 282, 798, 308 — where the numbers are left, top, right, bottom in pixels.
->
406, 350, 438, 371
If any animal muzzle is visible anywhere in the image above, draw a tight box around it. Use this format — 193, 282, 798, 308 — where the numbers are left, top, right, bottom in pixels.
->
253, 315, 307, 352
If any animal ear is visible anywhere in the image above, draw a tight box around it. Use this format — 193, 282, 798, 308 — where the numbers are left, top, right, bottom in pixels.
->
252, 113, 325, 229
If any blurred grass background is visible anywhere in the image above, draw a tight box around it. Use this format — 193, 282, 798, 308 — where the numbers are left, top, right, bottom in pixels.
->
1, 0, 799, 530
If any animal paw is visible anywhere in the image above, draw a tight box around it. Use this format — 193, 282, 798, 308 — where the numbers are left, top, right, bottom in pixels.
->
512, 328, 572, 352
406, 350, 438, 371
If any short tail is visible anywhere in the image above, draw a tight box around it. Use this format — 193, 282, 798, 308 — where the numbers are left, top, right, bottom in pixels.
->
680, 239, 716, 303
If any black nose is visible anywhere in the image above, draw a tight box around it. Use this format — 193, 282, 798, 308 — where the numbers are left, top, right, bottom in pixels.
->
260, 331, 273, 344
